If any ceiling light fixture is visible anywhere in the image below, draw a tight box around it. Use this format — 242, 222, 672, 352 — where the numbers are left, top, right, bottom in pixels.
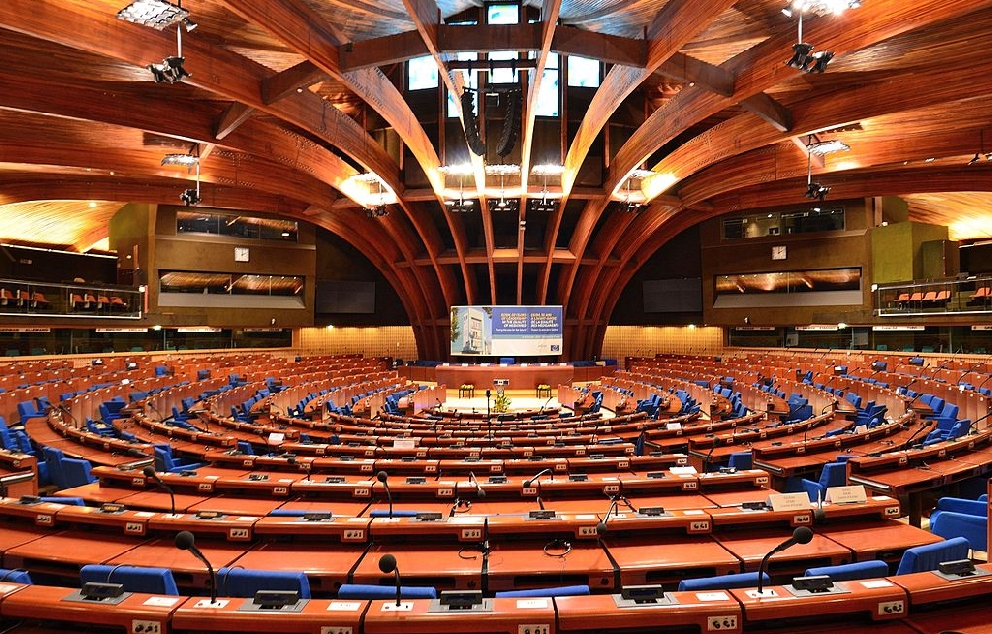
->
177, 145, 201, 206
485, 164, 520, 212
781, 2, 853, 73
530, 164, 563, 213
782, 1, 861, 18
128, 0, 194, 83
117, 0, 188, 29
161, 152, 199, 167
806, 138, 850, 155
803, 135, 831, 202
440, 165, 475, 213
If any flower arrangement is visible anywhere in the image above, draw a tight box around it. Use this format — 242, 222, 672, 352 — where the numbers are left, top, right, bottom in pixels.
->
493, 391, 512, 413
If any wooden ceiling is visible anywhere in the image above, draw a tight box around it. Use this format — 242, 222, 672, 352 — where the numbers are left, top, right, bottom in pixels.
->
1, 0, 992, 358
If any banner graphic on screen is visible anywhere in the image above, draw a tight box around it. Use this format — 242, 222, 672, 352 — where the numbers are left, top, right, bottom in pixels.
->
450, 305, 563, 356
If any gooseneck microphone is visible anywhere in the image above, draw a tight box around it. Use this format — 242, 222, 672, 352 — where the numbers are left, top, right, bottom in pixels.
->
524, 468, 553, 488
756, 526, 814, 594
143, 466, 176, 516
378, 553, 402, 606
375, 470, 393, 519
468, 471, 486, 498
175, 530, 218, 604
525, 468, 553, 511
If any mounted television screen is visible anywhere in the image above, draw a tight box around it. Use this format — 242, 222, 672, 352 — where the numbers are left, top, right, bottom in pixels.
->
450, 305, 563, 357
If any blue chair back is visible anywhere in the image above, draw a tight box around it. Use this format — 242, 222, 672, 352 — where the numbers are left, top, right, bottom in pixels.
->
804, 560, 888, 581
895, 537, 971, 575
0, 568, 31, 584
494, 584, 590, 598
929, 512, 988, 551
678, 572, 768, 592
217, 567, 310, 599
80, 565, 179, 595
337, 583, 436, 599
728, 452, 753, 471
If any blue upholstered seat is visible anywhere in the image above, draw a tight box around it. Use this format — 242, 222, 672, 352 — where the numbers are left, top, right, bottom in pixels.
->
895, 537, 971, 575
494, 584, 590, 598
337, 583, 436, 599
804, 560, 888, 581
80, 565, 179, 595
217, 567, 310, 599
678, 572, 769, 592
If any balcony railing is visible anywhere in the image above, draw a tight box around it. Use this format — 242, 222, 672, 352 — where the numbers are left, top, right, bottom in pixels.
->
875, 275, 992, 317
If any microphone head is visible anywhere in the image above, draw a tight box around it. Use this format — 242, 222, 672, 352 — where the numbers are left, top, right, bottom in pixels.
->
175, 530, 195, 551
793, 526, 814, 544
142, 466, 157, 478
596, 520, 608, 536
376, 470, 388, 483
477, 488, 486, 498
523, 479, 533, 488
378, 553, 397, 574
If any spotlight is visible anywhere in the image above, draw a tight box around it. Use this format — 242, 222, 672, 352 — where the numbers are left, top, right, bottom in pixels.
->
622, 201, 645, 213
804, 182, 830, 201
531, 198, 558, 213
807, 50, 834, 73
180, 188, 201, 206
366, 205, 389, 219
147, 56, 190, 83
786, 43, 815, 70
444, 199, 474, 213
969, 153, 981, 166
492, 198, 518, 212
117, 0, 188, 29
181, 17, 198, 32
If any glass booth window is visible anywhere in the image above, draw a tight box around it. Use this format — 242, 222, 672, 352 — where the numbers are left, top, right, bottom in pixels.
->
177, 211, 298, 242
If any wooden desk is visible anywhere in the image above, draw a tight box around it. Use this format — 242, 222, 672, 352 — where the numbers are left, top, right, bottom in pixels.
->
556, 590, 743, 634
0, 583, 181, 632
363, 596, 557, 634
104, 537, 247, 593
485, 540, 615, 592
351, 543, 485, 591
715, 530, 851, 577
3, 531, 148, 584
599, 537, 741, 587
729, 578, 909, 625
172, 597, 368, 634
814, 520, 941, 566
225, 542, 367, 596
905, 602, 992, 633
430, 364, 588, 390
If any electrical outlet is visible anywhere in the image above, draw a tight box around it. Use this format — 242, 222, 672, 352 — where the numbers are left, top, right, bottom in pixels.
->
706, 615, 738, 631
878, 600, 904, 615
131, 619, 162, 633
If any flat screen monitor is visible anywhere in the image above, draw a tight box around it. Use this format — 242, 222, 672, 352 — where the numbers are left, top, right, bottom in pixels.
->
450, 305, 563, 357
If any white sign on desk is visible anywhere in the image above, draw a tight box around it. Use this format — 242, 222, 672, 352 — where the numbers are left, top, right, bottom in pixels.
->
825, 485, 868, 504
768, 492, 812, 512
